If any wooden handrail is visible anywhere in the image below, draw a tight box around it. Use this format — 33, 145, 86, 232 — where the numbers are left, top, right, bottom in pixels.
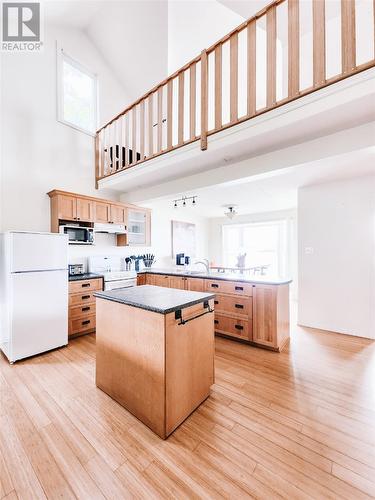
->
95, 0, 375, 185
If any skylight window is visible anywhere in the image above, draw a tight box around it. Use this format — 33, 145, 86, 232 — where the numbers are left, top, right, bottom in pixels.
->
57, 47, 98, 135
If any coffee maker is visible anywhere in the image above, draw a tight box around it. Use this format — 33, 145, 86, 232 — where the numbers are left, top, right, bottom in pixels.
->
176, 253, 185, 266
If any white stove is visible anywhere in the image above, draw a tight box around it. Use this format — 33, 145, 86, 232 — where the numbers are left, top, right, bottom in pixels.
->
88, 256, 137, 291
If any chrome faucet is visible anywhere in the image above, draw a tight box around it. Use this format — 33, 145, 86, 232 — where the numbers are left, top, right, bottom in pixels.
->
194, 259, 210, 274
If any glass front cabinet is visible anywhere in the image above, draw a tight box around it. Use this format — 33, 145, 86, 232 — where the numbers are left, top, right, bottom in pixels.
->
127, 208, 151, 246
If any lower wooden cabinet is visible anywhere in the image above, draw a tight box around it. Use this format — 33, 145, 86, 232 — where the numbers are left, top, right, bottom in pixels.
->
140, 273, 290, 351
68, 278, 103, 338
137, 274, 146, 286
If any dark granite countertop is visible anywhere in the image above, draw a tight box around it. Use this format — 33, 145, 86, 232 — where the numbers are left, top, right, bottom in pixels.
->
138, 268, 292, 286
95, 285, 215, 314
68, 273, 104, 282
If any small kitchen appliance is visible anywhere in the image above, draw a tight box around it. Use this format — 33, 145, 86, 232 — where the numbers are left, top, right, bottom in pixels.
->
59, 225, 94, 245
68, 263, 84, 276
176, 253, 185, 266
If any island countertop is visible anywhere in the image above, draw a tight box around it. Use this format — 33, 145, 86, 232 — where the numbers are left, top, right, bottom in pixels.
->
138, 267, 292, 286
94, 285, 215, 314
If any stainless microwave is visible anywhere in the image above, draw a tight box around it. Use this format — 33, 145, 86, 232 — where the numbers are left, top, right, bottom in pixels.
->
59, 225, 94, 245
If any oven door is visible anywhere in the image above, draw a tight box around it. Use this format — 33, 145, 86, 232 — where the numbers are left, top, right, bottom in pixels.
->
104, 279, 137, 291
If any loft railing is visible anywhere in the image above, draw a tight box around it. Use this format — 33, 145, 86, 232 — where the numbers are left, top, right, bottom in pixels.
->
95, 0, 375, 186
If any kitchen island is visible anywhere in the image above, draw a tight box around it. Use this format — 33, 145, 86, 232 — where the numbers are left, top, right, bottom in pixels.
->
94, 285, 215, 439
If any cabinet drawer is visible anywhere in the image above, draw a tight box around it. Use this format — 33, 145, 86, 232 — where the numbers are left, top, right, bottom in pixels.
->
69, 314, 96, 336
69, 291, 96, 307
69, 278, 102, 294
214, 314, 252, 341
213, 294, 252, 318
206, 279, 253, 297
69, 303, 96, 319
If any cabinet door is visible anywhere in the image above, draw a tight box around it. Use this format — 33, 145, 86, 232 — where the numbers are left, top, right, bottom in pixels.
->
169, 276, 186, 290
137, 274, 146, 286
111, 204, 127, 224
253, 285, 277, 348
76, 198, 94, 222
127, 209, 151, 246
152, 274, 170, 287
95, 201, 111, 223
57, 195, 77, 221
186, 278, 205, 292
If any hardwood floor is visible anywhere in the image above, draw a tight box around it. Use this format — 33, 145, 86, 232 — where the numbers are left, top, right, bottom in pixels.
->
1, 324, 375, 499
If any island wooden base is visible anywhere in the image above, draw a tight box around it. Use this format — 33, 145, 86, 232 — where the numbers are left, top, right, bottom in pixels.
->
96, 298, 215, 439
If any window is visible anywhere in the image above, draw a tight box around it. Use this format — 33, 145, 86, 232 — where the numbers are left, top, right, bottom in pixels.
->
222, 219, 290, 277
57, 46, 98, 135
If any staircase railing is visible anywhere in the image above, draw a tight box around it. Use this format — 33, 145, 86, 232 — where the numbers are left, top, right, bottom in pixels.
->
95, 0, 375, 187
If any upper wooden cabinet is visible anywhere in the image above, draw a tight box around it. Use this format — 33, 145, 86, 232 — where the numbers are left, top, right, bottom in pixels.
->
110, 204, 127, 224
48, 190, 151, 246
95, 201, 111, 223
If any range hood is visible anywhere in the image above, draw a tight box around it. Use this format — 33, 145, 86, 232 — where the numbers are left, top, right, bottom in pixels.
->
94, 223, 127, 234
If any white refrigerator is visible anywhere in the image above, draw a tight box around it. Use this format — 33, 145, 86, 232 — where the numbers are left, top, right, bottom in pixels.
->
0, 231, 69, 363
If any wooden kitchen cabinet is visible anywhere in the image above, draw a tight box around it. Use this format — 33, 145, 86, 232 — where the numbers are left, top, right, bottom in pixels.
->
252, 284, 290, 350
68, 277, 103, 338
48, 190, 151, 247
95, 201, 112, 223
137, 274, 146, 286
76, 198, 94, 222
110, 204, 127, 224
169, 276, 186, 289
55, 194, 77, 222
186, 278, 205, 292
151, 274, 171, 287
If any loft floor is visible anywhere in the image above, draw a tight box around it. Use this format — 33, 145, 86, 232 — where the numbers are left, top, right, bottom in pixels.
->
1, 323, 375, 498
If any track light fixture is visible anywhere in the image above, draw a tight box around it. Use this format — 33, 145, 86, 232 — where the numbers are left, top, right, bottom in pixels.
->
173, 196, 197, 209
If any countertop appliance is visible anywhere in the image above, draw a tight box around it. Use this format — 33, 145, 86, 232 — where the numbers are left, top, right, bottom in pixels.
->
176, 253, 185, 266
0, 231, 69, 363
68, 263, 84, 276
88, 255, 137, 291
59, 225, 94, 245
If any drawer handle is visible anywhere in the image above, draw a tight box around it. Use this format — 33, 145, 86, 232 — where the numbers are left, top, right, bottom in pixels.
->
214, 300, 219, 304
235, 304, 244, 309
82, 295, 90, 299
235, 324, 244, 330
82, 283, 90, 288
214, 319, 219, 324
82, 307, 90, 312
82, 320, 91, 326
211, 284, 219, 288
235, 286, 244, 291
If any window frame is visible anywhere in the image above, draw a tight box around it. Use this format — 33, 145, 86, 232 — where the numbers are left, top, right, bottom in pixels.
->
56, 44, 98, 137
221, 219, 290, 277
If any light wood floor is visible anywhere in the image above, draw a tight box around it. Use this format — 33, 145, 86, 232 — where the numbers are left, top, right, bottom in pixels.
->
1, 324, 375, 500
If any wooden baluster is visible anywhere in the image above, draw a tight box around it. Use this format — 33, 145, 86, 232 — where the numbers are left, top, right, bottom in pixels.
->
215, 44, 222, 130
178, 72, 184, 145
167, 80, 173, 149
313, 0, 326, 86
95, 132, 100, 188
140, 100, 145, 160
119, 117, 123, 170
124, 113, 129, 167
342, 0, 356, 74
148, 94, 153, 157
108, 124, 113, 173
201, 50, 208, 151
100, 129, 105, 177
132, 107, 136, 164
230, 33, 238, 123
288, 0, 300, 98
157, 87, 163, 152
190, 64, 196, 140
247, 20, 256, 117
267, 6, 276, 106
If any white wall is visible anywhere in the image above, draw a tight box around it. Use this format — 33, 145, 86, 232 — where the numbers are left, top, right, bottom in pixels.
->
298, 175, 375, 339
0, 22, 129, 234
168, 0, 243, 74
